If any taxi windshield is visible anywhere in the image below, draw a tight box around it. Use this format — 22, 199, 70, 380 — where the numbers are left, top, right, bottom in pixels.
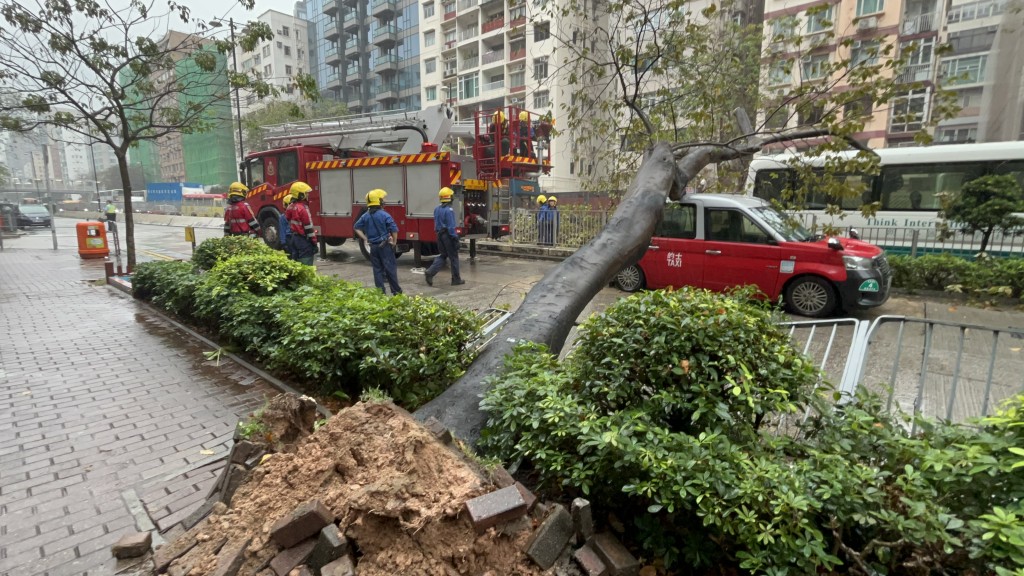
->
751, 206, 814, 242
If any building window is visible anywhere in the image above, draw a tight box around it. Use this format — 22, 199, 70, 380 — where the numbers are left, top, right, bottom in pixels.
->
264, 64, 272, 76
940, 55, 987, 85
425, 58, 436, 73
254, 55, 261, 65
801, 53, 829, 80
426, 85, 437, 100
856, 0, 884, 16
806, 5, 833, 33
843, 95, 873, 119
890, 88, 929, 133
298, 49, 304, 60
284, 46, 292, 56
424, 30, 436, 47
948, 0, 1004, 24
276, 41, 283, 49
938, 127, 977, 143
262, 46, 271, 57
286, 65, 293, 75
281, 26, 290, 36
424, 1, 435, 17
851, 40, 880, 66
533, 90, 549, 108
948, 27, 997, 55
533, 56, 548, 80
768, 59, 791, 85
534, 21, 550, 41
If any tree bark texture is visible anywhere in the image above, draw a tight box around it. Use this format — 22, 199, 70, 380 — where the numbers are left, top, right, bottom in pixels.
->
415, 143, 684, 444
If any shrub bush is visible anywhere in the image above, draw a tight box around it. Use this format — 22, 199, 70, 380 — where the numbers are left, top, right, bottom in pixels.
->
192, 251, 318, 327
191, 236, 272, 271
480, 287, 1024, 575
890, 253, 1024, 298
132, 260, 200, 318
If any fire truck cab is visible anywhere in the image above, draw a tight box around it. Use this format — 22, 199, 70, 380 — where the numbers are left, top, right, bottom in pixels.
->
240, 103, 553, 265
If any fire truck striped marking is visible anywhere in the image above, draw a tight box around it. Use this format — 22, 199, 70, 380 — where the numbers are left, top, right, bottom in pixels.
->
500, 155, 552, 165
305, 152, 450, 171
451, 170, 462, 183
246, 184, 270, 198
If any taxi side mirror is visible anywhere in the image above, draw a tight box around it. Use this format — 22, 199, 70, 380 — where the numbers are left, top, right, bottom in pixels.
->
827, 237, 844, 251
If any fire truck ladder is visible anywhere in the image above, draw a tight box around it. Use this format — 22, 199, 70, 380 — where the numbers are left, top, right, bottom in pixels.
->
262, 104, 458, 155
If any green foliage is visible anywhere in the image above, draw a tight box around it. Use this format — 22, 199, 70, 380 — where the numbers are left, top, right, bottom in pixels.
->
131, 260, 199, 317
889, 254, 1024, 299
939, 174, 1024, 253
359, 387, 392, 403
242, 98, 348, 152
480, 287, 1024, 574
191, 236, 274, 271
193, 250, 317, 327
0, 164, 9, 185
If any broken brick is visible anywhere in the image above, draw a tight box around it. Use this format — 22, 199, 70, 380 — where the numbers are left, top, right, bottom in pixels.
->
572, 498, 594, 542
270, 500, 334, 548
591, 533, 640, 576
465, 485, 528, 535
525, 504, 574, 570
270, 539, 317, 576
111, 531, 152, 559
320, 555, 356, 576
306, 524, 350, 570
574, 544, 609, 576
212, 538, 251, 576
515, 482, 538, 513
423, 417, 452, 444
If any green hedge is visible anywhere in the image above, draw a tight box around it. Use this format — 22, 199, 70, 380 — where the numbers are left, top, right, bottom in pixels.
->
132, 239, 480, 409
890, 253, 1024, 298
480, 287, 1024, 575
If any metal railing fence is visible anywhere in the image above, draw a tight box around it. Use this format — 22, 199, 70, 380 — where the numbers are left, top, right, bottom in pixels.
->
508, 208, 608, 248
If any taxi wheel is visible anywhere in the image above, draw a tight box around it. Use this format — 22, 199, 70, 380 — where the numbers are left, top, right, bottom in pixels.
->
785, 276, 837, 318
614, 265, 645, 293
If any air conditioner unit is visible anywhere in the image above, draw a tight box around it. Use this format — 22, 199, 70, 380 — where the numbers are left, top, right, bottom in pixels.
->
512, 63, 525, 71
857, 16, 878, 31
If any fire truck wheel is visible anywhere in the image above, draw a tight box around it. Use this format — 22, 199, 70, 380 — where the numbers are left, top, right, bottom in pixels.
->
324, 238, 346, 247
357, 238, 371, 261
260, 214, 281, 249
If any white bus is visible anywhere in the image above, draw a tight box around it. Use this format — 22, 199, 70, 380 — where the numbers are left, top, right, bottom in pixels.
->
747, 142, 1024, 255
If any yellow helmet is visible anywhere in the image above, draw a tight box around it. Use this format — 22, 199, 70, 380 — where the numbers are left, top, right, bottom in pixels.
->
536, 195, 547, 205
439, 187, 454, 202
493, 110, 505, 124
282, 194, 293, 207
547, 195, 557, 203
366, 188, 387, 207
289, 181, 312, 200
228, 182, 248, 198
518, 111, 529, 122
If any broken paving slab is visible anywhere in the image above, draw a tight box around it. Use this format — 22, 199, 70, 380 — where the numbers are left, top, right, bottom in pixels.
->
464, 484, 528, 534
270, 499, 334, 548
525, 504, 574, 570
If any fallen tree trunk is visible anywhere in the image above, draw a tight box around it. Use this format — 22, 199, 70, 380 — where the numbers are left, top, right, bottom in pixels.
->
416, 130, 843, 445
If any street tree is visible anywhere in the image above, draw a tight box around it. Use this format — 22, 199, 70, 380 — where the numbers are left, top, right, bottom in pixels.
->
939, 174, 1024, 254
242, 99, 349, 153
0, 164, 9, 186
416, 0, 959, 441
0, 0, 318, 269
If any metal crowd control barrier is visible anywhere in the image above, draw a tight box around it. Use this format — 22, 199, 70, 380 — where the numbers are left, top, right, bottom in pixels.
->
783, 315, 1024, 431
467, 307, 514, 352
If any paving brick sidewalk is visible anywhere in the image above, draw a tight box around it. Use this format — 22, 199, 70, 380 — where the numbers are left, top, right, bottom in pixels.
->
0, 248, 277, 576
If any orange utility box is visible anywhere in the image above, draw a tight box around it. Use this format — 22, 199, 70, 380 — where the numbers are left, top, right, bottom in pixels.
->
76, 221, 109, 259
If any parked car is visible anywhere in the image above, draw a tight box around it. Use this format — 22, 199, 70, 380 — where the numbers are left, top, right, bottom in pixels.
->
614, 194, 892, 317
0, 202, 52, 229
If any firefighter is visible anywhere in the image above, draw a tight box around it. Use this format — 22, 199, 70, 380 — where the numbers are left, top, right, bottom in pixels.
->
489, 110, 509, 158
537, 195, 559, 246
537, 110, 554, 141
354, 189, 402, 295
224, 182, 261, 238
285, 182, 319, 266
278, 194, 294, 259
424, 187, 464, 287
517, 110, 533, 158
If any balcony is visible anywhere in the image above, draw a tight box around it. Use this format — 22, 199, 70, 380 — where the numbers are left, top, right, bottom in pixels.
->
343, 11, 360, 31
324, 26, 341, 41
325, 45, 342, 65
482, 17, 504, 33
482, 79, 504, 92
443, 38, 458, 51
443, 66, 458, 78
896, 62, 933, 84
323, 1, 339, 16
461, 55, 479, 68
373, 24, 398, 47
375, 53, 399, 73
346, 64, 362, 84
375, 82, 400, 100
901, 12, 937, 35
482, 49, 504, 64
509, 15, 526, 27
443, 3, 456, 20
458, 0, 478, 10
459, 26, 478, 41
510, 83, 525, 92
509, 48, 525, 60
372, 0, 397, 17
326, 70, 341, 88
345, 37, 361, 56
342, 0, 357, 6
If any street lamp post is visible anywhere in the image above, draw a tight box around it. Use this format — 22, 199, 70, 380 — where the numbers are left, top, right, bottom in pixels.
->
212, 18, 247, 184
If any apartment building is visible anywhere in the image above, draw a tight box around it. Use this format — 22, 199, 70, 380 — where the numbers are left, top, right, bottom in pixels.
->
762, 0, 1024, 148
236, 10, 311, 114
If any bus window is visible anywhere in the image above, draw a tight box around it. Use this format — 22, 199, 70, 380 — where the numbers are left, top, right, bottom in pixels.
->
753, 169, 794, 203
248, 158, 265, 186
880, 163, 984, 211
993, 160, 1024, 189
278, 152, 299, 186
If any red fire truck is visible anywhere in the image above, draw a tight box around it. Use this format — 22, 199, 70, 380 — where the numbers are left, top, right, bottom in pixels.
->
239, 104, 552, 265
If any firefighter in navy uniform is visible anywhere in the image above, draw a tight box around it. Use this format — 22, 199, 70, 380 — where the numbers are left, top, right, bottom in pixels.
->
354, 189, 403, 295
424, 187, 464, 287
223, 182, 261, 238
285, 182, 319, 266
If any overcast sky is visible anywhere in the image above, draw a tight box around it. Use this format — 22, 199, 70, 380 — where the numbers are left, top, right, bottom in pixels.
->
107, 0, 301, 36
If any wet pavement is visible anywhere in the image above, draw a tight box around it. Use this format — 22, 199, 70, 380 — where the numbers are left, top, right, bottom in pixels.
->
0, 248, 277, 576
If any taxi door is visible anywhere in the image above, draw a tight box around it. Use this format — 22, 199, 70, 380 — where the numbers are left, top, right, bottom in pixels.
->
640, 202, 705, 289
700, 208, 781, 296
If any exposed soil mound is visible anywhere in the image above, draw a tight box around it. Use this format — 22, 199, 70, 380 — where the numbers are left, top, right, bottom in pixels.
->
167, 401, 549, 575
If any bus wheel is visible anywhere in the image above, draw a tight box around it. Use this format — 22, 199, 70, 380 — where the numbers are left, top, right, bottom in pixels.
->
614, 265, 645, 292
784, 276, 837, 318
260, 214, 281, 249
